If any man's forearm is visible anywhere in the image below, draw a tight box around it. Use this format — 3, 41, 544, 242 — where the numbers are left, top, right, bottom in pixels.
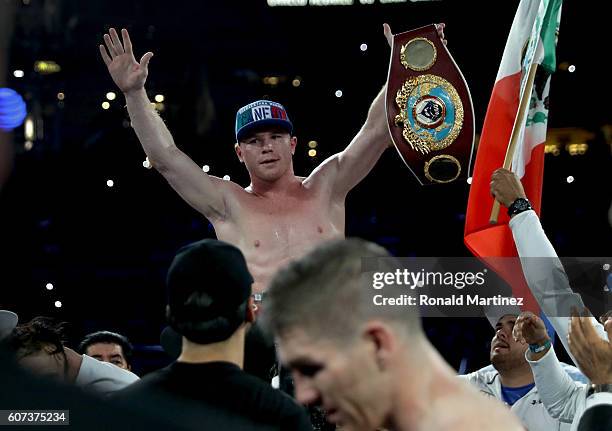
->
365, 85, 392, 147
124, 88, 177, 171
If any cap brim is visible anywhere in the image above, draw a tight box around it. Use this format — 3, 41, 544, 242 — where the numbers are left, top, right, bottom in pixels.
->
236, 119, 292, 142
160, 326, 182, 360
0, 310, 18, 338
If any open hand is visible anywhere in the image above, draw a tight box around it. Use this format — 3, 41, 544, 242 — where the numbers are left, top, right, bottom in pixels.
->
513, 311, 549, 345
569, 308, 612, 384
99, 28, 154, 95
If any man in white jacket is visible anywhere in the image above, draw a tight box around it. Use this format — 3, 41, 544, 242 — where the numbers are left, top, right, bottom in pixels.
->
460, 313, 585, 430
490, 168, 612, 429
514, 310, 612, 430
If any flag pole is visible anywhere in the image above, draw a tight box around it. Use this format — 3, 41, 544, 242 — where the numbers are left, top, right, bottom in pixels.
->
489, 61, 539, 224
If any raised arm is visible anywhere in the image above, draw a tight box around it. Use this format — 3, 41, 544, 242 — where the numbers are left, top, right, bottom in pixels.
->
514, 312, 587, 423
490, 168, 608, 359
313, 24, 447, 199
99, 28, 227, 221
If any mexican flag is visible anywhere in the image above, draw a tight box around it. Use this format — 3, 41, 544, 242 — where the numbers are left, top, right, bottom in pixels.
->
464, 0, 563, 312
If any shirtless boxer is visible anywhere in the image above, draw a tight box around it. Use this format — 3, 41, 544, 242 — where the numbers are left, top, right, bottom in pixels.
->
99, 24, 446, 296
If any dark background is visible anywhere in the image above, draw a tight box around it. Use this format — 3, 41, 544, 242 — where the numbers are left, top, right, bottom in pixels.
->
1, 0, 610, 374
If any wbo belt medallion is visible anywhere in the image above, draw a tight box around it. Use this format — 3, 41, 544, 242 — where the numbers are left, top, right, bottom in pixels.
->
386, 24, 475, 185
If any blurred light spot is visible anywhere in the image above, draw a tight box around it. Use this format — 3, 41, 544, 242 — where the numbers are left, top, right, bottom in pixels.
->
308, 149, 317, 157
102, 101, 110, 110
566, 176, 574, 183
34, 61, 61, 74
24, 116, 34, 140
154, 94, 165, 103
568, 64, 576, 73
335, 89, 343, 98
13, 70, 24, 78
308, 140, 318, 148
54, 301, 62, 308
143, 158, 152, 169
57, 92, 65, 100
223, 175, 230, 181
202, 165, 210, 173
46, 283, 54, 291
467, 176, 472, 184
360, 43, 368, 51
106, 92, 116, 101
106, 179, 114, 187
24, 141, 33, 151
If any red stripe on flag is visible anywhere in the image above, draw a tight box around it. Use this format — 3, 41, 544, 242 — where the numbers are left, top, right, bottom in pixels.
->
464, 71, 546, 314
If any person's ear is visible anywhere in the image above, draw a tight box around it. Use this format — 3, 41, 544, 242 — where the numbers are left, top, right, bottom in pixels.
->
246, 296, 257, 323
363, 321, 395, 371
235, 143, 244, 163
290, 136, 297, 156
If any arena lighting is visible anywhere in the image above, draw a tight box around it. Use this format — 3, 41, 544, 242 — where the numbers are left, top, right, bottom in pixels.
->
13, 70, 24, 78
467, 176, 473, 185
154, 94, 164, 103
568, 65, 576, 73
360, 43, 368, 51
54, 301, 62, 308
308, 140, 318, 148
292, 77, 301, 87
57, 92, 65, 100
143, 158, 152, 169
102, 101, 110, 110
0, 88, 27, 131
308, 149, 317, 157
263, 76, 280, 86
46, 283, 54, 290
202, 165, 210, 173
24, 116, 34, 140
566, 176, 575, 184
34, 61, 61, 74
604, 263, 610, 271
223, 175, 230, 181
24, 141, 33, 151
335, 89, 343, 98
106, 92, 117, 101
106, 179, 114, 187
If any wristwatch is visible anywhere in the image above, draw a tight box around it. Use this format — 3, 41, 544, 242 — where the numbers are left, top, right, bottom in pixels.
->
507, 198, 532, 217
586, 384, 612, 398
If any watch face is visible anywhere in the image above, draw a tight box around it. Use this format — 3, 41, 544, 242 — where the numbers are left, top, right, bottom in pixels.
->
516, 200, 530, 211
509, 198, 532, 216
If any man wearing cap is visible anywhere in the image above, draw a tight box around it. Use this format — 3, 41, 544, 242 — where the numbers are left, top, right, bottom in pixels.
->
114, 239, 312, 430
99, 24, 446, 296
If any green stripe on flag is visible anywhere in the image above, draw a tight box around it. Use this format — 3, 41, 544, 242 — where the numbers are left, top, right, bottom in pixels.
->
539, 0, 562, 73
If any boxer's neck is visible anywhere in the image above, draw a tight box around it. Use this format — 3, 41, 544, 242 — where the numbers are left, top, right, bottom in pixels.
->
248, 169, 301, 197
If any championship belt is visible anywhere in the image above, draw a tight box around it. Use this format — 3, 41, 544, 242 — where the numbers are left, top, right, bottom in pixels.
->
386, 24, 475, 185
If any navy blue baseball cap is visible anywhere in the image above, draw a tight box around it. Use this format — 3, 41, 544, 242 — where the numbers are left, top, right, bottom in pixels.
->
235, 100, 293, 142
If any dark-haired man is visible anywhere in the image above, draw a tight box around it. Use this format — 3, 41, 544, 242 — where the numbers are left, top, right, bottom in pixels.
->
79, 331, 134, 371
6, 317, 138, 395
115, 239, 311, 430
